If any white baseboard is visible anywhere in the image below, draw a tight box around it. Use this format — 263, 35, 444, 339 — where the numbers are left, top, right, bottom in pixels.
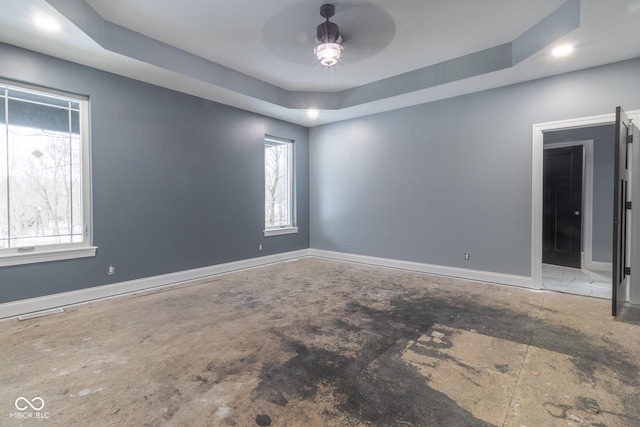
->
0, 249, 311, 320
309, 249, 534, 289
0, 248, 536, 320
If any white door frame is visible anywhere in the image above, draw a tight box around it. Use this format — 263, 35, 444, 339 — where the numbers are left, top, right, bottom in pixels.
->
532, 110, 640, 304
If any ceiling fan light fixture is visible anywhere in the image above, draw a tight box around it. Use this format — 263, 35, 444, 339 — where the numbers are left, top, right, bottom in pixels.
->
314, 42, 343, 67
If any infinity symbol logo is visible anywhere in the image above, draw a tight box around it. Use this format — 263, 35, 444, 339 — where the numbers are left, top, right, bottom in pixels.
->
15, 397, 45, 411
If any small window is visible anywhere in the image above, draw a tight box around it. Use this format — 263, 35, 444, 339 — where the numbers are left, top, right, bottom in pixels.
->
264, 136, 297, 236
0, 80, 95, 266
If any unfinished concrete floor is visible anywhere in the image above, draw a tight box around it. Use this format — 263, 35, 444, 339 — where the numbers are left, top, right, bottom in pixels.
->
1, 257, 639, 426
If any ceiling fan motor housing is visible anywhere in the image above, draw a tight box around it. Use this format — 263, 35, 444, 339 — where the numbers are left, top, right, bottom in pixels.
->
317, 4, 340, 43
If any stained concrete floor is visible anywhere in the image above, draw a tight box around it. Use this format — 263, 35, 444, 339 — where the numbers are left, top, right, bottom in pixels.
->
1, 257, 639, 427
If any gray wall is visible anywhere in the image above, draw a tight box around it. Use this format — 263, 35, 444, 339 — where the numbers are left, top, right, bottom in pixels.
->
543, 125, 614, 263
310, 57, 640, 277
0, 43, 309, 304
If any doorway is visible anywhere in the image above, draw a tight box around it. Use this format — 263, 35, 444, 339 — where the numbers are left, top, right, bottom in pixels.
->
541, 135, 610, 298
532, 110, 640, 312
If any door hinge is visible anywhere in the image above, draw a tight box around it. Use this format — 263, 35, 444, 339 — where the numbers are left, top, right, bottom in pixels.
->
625, 267, 631, 276
628, 134, 633, 144
627, 201, 633, 210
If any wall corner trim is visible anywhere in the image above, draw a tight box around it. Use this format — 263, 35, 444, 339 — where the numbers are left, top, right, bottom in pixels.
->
308, 249, 533, 289
0, 249, 311, 320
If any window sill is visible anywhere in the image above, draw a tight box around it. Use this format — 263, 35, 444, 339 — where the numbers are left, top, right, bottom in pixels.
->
0, 245, 98, 268
264, 227, 299, 237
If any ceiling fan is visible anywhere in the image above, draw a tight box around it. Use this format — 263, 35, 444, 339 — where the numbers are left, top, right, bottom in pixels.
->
313, 4, 343, 67
262, 2, 395, 67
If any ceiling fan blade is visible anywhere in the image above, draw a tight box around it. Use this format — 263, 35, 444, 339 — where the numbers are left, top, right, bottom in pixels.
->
262, 2, 319, 64
333, 3, 396, 63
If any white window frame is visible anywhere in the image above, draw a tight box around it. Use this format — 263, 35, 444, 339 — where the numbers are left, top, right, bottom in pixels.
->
264, 135, 297, 237
0, 79, 96, 267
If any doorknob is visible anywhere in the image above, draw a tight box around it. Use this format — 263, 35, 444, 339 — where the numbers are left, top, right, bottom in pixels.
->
574, 211, 580, 216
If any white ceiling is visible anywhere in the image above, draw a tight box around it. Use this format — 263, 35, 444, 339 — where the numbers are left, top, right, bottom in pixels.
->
1, 0, 640, 126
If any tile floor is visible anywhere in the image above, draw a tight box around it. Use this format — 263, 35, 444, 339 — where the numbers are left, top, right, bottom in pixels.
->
542, 263, 611, 299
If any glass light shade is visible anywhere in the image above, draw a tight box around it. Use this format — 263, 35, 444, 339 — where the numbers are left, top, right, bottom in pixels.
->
314, 42, 343, 67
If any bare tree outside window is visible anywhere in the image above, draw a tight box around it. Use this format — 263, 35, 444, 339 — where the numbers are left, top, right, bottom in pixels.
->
264, 138, 292, 228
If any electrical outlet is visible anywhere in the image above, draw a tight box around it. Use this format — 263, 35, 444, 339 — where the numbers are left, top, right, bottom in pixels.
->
107, 265, 116, 275
464, 253, 470, 260
259, 244, 262, 251
347, 242, 351, 247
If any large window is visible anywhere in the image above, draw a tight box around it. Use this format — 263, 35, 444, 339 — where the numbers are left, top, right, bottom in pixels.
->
0, 81, 95, 266
264, 136, 297, 236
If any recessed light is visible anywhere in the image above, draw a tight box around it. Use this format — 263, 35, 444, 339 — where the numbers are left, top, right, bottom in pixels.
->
33, 13, 61, 33
307, 109, 319, 119
551, 43, 574, 58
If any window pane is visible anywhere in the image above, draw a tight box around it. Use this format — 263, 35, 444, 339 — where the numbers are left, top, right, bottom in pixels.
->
70, 110, 83, 242
7, 88, 70, 108
8, 99, 70, 133
7, 120, 82, 247
0, 98, 7, 248
265, 141, 290, 228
